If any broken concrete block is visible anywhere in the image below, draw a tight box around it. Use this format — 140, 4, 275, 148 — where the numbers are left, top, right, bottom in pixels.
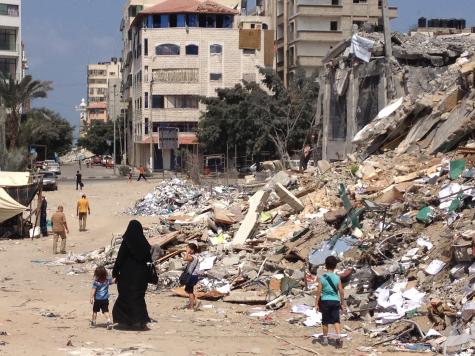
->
324, 208, 347, 224
317, 160, 331, 174
231, 190, 271, 245
222, 255, 240, 267
274, 183, 304, 213
270, 171, 291, 187
223, 290, 269, 304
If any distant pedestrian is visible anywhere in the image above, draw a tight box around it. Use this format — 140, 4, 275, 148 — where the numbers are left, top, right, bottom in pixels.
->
77, 194, 91, 232
76, 170, 83, 190
40, 196, 48, 237
90, 265, 115, 329
299, 145, 312, 171
128, 170, 133, 183
180, 243, 200, 310
137, 166, 147, 181
315, 256, 346, 348
51, 205, 69, 254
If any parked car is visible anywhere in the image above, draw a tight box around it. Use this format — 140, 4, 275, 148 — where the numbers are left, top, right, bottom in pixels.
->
42, 160, 56, 169
46, 162, 61, 175
92, 155, 102, 165
40, 171, 58, 191
105, 158, 114, 168
101, 155, 112, 166
35, 161, 44, 169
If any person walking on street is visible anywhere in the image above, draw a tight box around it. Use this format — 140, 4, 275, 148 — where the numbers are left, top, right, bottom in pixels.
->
315, 256, 346, 348
51, 205, 69, 254
40, 196, 48, 237
76, 170, 83, 190
137, 166, 147, 182
77, 194, 91, 232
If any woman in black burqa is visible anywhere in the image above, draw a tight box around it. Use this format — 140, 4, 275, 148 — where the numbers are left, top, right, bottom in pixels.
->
112, 220, 152, 328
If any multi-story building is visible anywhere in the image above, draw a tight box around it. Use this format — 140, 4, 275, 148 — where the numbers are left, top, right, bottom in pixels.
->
0, 0, 23, 81
121, 0, 273, 170
82, 59, 122, 135
269, 0, 397, 80
87, 59, 121, 104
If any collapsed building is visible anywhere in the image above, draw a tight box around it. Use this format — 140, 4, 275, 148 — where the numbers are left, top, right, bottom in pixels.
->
316, 31, 475, 161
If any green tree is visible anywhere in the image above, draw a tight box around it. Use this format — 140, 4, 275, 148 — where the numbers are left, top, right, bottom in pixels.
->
18, 108, 74, 157
198, 67, 318, 166
0, 75, 52, 150
77, 120, 115, 156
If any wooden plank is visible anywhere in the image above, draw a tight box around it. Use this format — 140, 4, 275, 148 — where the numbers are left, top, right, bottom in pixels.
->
148, 231, 179, 247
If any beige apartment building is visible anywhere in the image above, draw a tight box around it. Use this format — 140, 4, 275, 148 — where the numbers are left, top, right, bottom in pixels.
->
82, 59, 122, 136
121, 0, 273, 170
269, 0, 397, 79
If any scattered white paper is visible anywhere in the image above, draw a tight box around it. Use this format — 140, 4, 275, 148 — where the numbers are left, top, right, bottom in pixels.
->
416, 237, 433, 250
402, 288, 425, 303
199, 256, 217, 271
425, 260, 446, 275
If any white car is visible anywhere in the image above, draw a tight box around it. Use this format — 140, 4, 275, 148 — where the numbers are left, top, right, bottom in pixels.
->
46, 162, 61, 175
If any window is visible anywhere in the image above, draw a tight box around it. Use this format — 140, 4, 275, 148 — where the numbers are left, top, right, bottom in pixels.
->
0, 29, 16, 51
187, 14, 198, 27
128, 5, 143, 17
210, 73, 222, 81
144, 118, 149, 135
0, 4, 19, 16
144, 92, 149, 109
243, 49, 256, 55
186, 44, 199, 55
223, 15, 233, 28
332, 0, 340, 5
353, 21, 365, 29
156, 43, 180, 55
177, 14, 186, 27
152, 95, 164, 108
166, 95, 199, 109
210, 44, 223, 54
353, 0, 367, 3
159, 14, 169, 28
144, 38, 148, 56
330, 21, 338, 31
206, 15, 216, 28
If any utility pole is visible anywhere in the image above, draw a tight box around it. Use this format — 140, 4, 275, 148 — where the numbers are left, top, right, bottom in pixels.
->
381, 0, 393, 58
149, 79, 153, 171
283, 0, 289, 87
113, 84, 117, 175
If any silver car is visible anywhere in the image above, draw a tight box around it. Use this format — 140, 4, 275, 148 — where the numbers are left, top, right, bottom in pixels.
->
40, 171, 58, 191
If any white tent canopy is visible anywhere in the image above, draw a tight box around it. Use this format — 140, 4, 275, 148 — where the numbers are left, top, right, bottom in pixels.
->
0, 172, 31, 187
0, 187, 27, 223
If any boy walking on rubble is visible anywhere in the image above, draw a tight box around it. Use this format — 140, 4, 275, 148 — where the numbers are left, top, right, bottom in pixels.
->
315, 256, 346, 348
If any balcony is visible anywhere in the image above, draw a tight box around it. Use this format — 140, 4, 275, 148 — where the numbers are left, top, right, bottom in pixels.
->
151, 108, 200, 123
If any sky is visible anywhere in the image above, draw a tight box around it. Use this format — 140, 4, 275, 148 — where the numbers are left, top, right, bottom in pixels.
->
22, 0, 475, 137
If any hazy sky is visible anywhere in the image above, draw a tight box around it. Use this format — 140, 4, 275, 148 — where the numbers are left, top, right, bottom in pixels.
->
22, 0, 475, 136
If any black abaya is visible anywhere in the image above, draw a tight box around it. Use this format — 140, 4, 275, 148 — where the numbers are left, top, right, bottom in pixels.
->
112, 220, 152, 326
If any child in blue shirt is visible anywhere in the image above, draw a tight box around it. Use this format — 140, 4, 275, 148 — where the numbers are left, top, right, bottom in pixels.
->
315, 256, 346, 348
89, 266, 115, 328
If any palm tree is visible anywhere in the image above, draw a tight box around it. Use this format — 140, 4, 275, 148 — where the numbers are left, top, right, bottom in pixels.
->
0, 74, 52, 150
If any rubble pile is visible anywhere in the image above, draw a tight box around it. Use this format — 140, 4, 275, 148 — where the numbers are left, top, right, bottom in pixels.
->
127, 178, 241, 216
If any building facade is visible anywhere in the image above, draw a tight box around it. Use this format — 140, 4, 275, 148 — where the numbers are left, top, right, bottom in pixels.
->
0, 0, 25, 81
87, 59, 121, 104
269, 0, 397, 79
121, 0, 273, 170
81, 59, 123, 136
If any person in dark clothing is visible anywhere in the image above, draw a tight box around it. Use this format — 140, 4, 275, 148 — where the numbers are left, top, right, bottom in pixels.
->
40, 196, 48, 237
76, 170, 83, 190
112, 220, 152, 329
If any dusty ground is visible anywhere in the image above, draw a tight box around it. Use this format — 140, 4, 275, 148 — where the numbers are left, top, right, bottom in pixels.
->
0, 165, 427, 356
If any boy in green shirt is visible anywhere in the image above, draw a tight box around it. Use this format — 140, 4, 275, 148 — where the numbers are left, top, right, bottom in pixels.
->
315, 255, 346, 348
